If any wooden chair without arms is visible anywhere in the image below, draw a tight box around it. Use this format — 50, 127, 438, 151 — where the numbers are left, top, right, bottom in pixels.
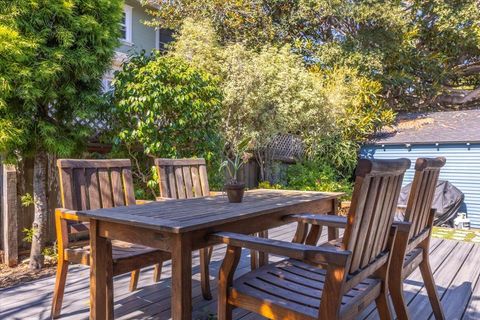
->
154, 158, 270, 299
154, 158, 216, 300
210, 158, 411, 320
52, 159, 169, 319
388, 157, 446, 320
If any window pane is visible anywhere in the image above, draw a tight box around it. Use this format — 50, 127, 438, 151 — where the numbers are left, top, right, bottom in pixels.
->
120, 26, 126, 40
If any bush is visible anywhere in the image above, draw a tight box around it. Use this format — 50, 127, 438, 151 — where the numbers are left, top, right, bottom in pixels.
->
113, 52, 222, 158
171, 20, 395, 181
110, 52, 224, 196
260, 160, 353, 200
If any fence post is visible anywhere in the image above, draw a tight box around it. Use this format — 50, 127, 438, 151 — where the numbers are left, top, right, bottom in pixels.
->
2, 164, 18, 267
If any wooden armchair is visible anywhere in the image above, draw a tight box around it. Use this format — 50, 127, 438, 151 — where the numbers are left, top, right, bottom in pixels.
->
154, 158, 216, 300
287, 157, 446, 319
211, 158, 411, 319
389, 157, 446, 319
51, 159, 169, 319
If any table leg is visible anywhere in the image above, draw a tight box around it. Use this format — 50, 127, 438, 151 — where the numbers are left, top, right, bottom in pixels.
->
171, 234, 192, 320
258, 230, 269, 267
328, 198, 340, 241
90, 220, 110, 320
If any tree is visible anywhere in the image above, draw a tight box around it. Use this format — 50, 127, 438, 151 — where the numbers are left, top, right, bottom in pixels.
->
170, 19, 391, 180
0, 0, 123, 269
147, 0, 480, 111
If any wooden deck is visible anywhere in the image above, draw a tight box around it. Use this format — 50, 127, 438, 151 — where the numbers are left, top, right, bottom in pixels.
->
1, 223, 480, 319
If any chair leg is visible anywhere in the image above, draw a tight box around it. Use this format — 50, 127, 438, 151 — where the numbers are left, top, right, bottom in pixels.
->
106, 242, 114, 320
419, 257, 445, 320
51, 259, 69, 319
129, 269, 140, 291
153, 263, 163, 282
218, 246, 241, 320
389, 271, 409, 320
250, 248, 258, 270
375, 285, 393, 320
200, 248, 212, 300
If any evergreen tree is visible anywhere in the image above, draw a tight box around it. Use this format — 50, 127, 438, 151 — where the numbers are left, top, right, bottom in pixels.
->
0, 0, 123, 269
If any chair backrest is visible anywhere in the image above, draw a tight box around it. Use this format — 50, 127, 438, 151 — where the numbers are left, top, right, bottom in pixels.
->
343, 158, 411, 274
154, 158, 210, 199
404, 157, 446, 239
57, 159, 136, 211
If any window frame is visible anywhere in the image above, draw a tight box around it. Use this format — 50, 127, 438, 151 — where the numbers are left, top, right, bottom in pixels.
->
120, 4, 133, 44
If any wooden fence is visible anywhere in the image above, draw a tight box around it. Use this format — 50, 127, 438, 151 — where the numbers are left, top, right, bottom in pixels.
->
0, 157, 61, 267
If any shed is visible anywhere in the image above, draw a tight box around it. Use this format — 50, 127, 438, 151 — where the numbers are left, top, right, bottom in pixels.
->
360, 109, 480, 228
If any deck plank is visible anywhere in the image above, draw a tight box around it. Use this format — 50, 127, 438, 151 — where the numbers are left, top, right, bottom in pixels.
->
440, 244, 480, 319
1, 224, 480, 320
408, 241, 474, 319
359, 238, 447, 320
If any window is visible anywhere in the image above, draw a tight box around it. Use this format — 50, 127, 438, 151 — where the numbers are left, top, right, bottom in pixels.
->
156, 28, 174, 51
120, 5, 132, 43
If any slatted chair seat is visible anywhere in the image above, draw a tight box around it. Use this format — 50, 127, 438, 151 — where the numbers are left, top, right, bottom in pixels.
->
65, 240, 168, 264
230, 259, 381, 319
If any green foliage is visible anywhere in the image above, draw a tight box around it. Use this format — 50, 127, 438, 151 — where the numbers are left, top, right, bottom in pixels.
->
109, 52, 224, 196
22, 227, 34, 243
260, 160, 353, 200
20, 193, 34, 207
149, 0, 480, 111
219, 136, 252, 183
172, 20, 336, 151
0, 0, 123, 161
171, 19, 394, 179
112, 52, 223, 160
42, 244, 57, 259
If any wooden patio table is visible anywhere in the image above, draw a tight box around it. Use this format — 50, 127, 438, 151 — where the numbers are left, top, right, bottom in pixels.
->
74, 189, 342, 320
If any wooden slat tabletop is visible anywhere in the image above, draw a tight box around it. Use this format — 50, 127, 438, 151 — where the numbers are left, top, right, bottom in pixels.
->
75, 189, 341, 233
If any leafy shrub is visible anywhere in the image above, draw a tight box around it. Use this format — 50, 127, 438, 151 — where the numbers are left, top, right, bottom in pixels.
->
260, 160, 353, 200
171, 20, 395, 181
110, 53, 224, 197
112, 52, 222, 159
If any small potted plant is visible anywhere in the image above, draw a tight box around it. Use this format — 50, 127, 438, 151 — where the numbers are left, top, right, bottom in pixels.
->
220, 137, 252, 203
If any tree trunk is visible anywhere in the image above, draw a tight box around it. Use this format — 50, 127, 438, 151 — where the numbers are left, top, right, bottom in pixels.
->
29, 150, 48, 270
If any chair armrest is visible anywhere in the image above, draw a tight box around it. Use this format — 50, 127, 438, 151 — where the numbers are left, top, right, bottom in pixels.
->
210, 232, 351, 266
55, 208, 83, 222
392, 220, 411, 233
284, 213, 348, 228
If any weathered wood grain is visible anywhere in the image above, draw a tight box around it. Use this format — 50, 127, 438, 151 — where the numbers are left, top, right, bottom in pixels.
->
0, 226, 479, 320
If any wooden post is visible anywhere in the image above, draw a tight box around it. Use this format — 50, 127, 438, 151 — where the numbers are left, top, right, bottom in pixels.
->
2, 164, 18, 267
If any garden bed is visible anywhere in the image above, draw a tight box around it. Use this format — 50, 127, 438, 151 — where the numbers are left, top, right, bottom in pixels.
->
0, 256, 56, 289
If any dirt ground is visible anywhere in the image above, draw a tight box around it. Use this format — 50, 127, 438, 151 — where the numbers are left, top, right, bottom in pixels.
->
0, 256, 57, 289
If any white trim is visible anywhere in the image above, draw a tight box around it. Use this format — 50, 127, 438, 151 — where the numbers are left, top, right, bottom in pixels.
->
120, 4, 133, 43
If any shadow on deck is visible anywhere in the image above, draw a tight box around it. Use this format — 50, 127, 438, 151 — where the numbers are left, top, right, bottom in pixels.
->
1, 223, 480, 319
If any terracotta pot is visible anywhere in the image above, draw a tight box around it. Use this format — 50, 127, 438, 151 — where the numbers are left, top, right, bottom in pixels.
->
224, 183, 246, 203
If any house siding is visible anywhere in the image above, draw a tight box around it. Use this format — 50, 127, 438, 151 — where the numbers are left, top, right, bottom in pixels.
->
360, 143, 480, 228
118, 0, 157, 55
